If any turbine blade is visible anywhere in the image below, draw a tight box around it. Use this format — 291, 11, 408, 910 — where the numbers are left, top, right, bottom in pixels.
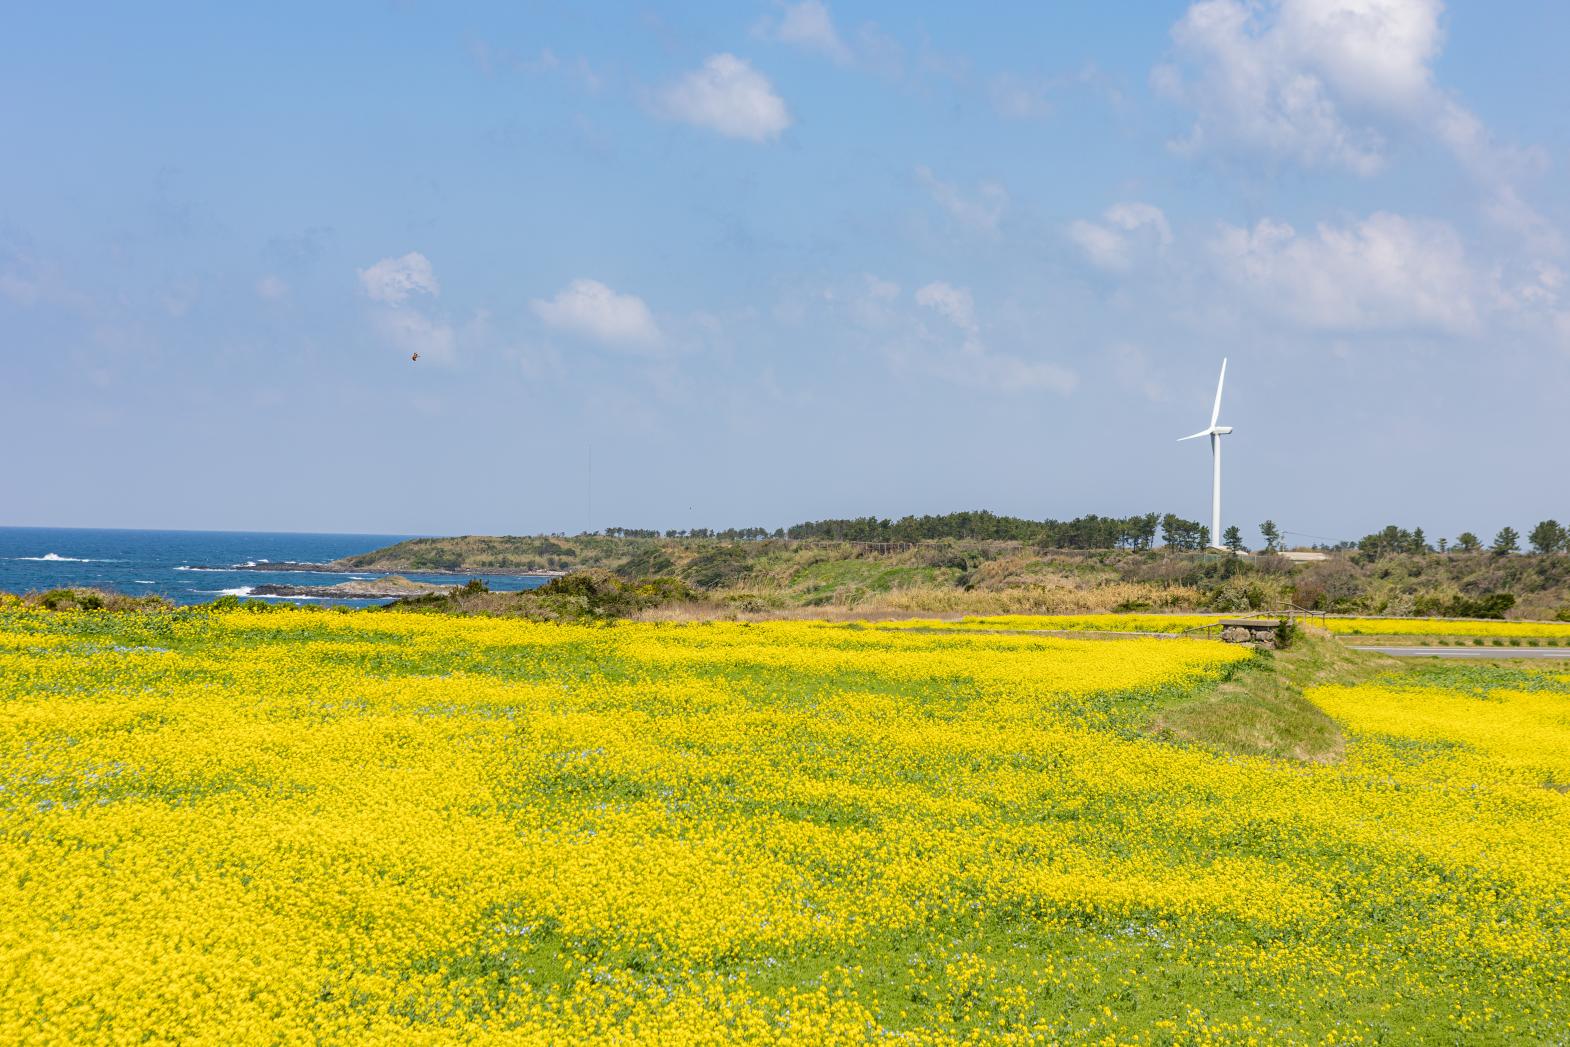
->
1177, 429, 1211, 441
1209, 357, 1227, 428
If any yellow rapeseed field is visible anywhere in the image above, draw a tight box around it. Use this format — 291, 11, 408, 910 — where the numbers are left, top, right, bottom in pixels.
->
890, 613, 1570, 641
1, 605, 1567, 1044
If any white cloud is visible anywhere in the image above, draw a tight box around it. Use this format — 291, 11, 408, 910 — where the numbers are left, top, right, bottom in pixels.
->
357, 252, 439, 305
1068, 221, 1130, 272
1211, 211, 1478, 334
914, 281, 975, 329
531, 278, 661, 347
845, 274, 901, 331
911, 280, 1076, 394
916, 166, 1009, 235
655, 54, 791, 142
255, 275, 288, 301
1157, 0, 1558, 251
374, 309, 456, 364
754, 1, 851, 64
988, 73, 1053, 120
1155, 0, 1447, 174
1070, 202, 1172, 272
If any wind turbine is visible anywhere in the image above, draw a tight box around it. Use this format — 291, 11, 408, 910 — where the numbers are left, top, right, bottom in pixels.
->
1178, 358, 1233, 550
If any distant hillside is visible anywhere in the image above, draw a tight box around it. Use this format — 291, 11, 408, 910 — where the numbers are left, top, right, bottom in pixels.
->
338, 533, 1570, 621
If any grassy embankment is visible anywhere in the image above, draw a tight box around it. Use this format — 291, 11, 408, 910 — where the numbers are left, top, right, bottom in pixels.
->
341, 533, 1570, 620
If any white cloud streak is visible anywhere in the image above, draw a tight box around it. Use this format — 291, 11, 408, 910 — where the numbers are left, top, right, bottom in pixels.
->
1210, 211, 1479, 334
357, 252, 439, 305
531, 278, 661, 348
1070, 202, 1172, 272
654, 54, 791, 142
912, 280, 1076, 394
754, 1, 851, 64
916, 166, 1009, 235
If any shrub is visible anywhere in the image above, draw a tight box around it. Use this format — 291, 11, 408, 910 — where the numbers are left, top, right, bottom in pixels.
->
680, 547, 754, 590
614, 547, 675, 580
1445, 592, 1516, 619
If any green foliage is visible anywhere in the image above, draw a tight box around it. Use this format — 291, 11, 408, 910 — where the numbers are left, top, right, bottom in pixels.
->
530, 572, 695, 619
786, 509, 1165, 549
1357, 525, 1428, 560
28, 588, 168, 612
680, 546, 755, 590
1222, 526, 1245, 554
1529, 519, 1568, 555
1493, 526, 1521, 555
1455, 532, 1482, 553
1160, 513, 1208, 551
1413, 591, 1516, 619
614, 546, 675, 580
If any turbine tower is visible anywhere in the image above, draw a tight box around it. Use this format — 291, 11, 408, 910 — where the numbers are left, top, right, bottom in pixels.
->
1178, 358, 1233, 549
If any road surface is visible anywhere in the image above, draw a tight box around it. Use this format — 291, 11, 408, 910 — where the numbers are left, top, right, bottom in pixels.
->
1352, 645, 1570, 659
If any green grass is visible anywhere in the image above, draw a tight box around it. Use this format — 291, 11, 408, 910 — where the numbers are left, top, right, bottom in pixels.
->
1145, 631, 1390, 763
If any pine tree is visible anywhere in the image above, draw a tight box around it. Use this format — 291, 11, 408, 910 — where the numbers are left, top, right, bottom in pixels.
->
1529, 519, 1567, 554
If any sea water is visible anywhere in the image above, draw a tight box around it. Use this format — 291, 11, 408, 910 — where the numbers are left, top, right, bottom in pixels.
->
0, 527, 549, 607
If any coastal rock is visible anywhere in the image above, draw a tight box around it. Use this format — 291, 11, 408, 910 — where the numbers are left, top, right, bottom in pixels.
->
250, 577, 455, 600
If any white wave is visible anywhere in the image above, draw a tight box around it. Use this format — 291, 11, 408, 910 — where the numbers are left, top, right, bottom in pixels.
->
132, 579, 156, 584
173, 566, 225, 572
14, 553, 118, 562
200, 587, 256, 597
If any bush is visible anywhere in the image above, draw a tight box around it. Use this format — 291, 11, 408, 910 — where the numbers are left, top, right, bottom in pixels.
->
25, 587, 171, 612
680, 547, 754, 590
614, 547, 675, 580
1444, 592, 1516, 619
532, 571, 695, 619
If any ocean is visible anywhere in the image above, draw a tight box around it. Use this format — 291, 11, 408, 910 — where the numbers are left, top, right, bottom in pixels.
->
0, 527, 550, 607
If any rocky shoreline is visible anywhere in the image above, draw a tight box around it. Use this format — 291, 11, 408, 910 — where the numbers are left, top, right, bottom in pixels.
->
248, 577, 457, 600
213, 561, 566, 578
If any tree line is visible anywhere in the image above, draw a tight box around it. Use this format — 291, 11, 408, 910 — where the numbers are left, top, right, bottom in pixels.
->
608, 511, 1215, 550
606, 515, 1570, 557
1354, 520, 1570, 559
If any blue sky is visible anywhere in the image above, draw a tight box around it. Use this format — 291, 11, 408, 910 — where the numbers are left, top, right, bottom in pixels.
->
5, 1, 1569, 544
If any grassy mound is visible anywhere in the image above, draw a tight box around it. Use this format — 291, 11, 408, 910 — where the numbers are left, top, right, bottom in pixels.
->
1146, 629, 1391, 764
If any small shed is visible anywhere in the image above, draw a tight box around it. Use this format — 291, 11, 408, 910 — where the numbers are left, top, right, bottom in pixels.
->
1218, 618, 1283, 646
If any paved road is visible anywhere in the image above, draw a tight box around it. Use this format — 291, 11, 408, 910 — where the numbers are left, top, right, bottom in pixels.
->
1353, 645, 1570, 659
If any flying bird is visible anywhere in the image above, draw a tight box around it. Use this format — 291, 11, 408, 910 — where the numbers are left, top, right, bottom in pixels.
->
411, 353, 419, 362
